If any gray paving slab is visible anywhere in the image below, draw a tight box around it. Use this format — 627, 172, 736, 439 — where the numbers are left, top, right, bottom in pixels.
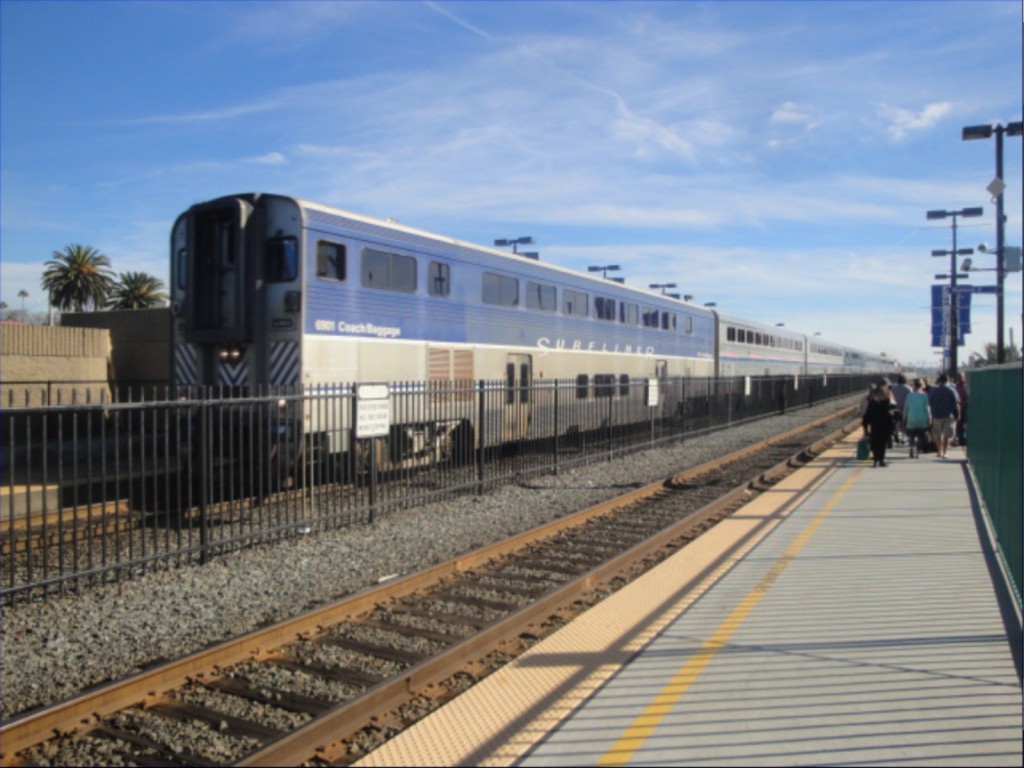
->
520, 442, 1023, 767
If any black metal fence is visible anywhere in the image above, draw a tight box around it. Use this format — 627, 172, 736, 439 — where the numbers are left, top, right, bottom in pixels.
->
1, 373, 873, 602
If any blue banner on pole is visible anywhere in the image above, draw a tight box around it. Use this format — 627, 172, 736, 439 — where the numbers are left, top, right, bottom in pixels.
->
930, 285, 967, 347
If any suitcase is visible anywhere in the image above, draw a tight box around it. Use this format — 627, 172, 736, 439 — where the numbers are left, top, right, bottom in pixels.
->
856, 437, 871, 461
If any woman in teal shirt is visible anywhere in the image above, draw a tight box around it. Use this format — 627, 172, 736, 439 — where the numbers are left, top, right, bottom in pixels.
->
903, 378, 931, 459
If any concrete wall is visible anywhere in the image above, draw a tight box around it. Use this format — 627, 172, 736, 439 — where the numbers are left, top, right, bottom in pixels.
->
61, 308, 170, 386
1, 324, 112, 406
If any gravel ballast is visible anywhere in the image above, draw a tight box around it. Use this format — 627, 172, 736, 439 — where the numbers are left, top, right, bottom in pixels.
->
1, 399, 857, 720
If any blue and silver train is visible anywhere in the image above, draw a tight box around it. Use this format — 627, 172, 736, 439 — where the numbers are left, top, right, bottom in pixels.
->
169, 193, 896, 465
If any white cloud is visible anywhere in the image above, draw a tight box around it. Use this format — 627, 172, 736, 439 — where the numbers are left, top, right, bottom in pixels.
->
770, 101, 811, 125
245, 152, 287, 166
878, 101, 952, 140
769, 101, 822, 132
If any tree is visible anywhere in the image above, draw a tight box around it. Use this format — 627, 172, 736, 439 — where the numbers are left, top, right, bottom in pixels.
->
982, 342, 1022, 364
42, 244, 116, 312
17, 289, 28, 313
108, 271, 168, 310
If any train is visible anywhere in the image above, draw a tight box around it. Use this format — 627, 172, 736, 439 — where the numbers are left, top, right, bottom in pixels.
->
169, 192, 897, 468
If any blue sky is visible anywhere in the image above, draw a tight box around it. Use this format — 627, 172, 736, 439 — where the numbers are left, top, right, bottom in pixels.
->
2, 0, 1021, 369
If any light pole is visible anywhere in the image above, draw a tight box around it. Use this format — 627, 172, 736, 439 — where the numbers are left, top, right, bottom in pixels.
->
962, 121, 1023, 363
588, 264, 621, 280
928, 206, 983, 374
494, 236, 534, 254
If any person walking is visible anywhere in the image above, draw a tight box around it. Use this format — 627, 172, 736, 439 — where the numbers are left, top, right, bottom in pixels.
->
903, 378, 931, 458
954, 371, 969, 447
927, 373, 960, 459
890, 374, 912, 445
862, 385, 895, 467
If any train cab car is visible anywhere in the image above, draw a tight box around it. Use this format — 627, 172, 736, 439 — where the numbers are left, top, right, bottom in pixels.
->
714, 311, 808, 377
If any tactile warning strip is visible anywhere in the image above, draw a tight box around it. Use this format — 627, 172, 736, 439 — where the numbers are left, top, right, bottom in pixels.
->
354, 444, 849, 767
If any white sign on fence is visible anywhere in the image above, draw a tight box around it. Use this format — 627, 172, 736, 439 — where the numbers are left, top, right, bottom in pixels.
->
646, 378, 660, 407
356, 383, 390, 438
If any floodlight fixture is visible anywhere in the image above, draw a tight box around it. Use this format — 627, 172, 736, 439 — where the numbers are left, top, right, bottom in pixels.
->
648, 282, 677, 291
587, 264, 621, 279
494, 236, 534, 254
962, 124, 994, 141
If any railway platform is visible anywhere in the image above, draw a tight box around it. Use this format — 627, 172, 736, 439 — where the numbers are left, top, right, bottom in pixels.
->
356, 433, 1023, 767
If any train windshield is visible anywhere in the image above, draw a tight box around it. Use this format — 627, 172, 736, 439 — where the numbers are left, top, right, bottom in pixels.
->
267, 236, 298, 283
183, 198, 251, 341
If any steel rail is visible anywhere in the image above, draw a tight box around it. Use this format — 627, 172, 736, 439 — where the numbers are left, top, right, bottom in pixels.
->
241, 412, 859, 766
0, 408, 857, 765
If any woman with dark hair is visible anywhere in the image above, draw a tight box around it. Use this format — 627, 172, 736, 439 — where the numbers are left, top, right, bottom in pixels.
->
862, 385, 895, 467
903, 378, 932, 459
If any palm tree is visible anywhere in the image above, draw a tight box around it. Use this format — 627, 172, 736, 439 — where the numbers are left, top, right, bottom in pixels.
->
18, 289, 28, 314
108, 271, 168, 310
42, 244, 116, 312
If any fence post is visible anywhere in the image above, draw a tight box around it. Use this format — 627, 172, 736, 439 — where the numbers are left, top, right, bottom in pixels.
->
553, 381, 560, 476
476, 379, 485, 494
607, 390, 614, 461
649, 392, 655, 448
368, 436, 378, 523
198, 399, 210, 565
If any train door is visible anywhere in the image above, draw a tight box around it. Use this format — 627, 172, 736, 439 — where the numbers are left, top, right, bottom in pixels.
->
654, 358, 672, 418
504, 354, 532, 440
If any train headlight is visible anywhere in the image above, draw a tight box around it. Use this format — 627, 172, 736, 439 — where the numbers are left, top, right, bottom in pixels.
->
218, 348, 230, 360
230, 348, 241, 360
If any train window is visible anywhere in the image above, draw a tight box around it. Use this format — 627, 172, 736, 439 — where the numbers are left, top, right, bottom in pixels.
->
727, 326, 736, 342
176, 248, 187, 289
620, 302, 639, 325
575, 374, 589, 399
267, 236, 299, 282
661, 312, 676, 331
642, 306, 658, 328
428, 261, 450, 297
315, 240, 345, 282
526, 281, 556, 311
362, 248, 417, 292
506, 362, 516, 405
594, 374, 615, 398
564, 289, 588, 317
619, 374, 630, 397
684, 315, 693, 334
483, 273, 518, 307
595, 297, 616, 321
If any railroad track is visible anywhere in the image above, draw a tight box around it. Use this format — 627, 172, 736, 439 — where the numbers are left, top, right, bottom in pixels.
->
1, 408, 859, 767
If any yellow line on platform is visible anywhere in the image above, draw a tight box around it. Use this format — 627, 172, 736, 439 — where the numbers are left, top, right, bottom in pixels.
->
598, 465, 865, 767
